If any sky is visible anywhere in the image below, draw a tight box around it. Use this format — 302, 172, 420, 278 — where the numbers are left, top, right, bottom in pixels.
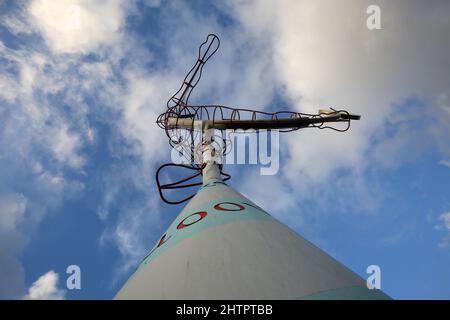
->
0, 0, 450, 299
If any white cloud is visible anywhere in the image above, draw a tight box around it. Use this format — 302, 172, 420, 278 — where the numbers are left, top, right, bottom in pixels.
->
98, 162, 165, 279
0, 73, 20, 102
439, 160, 450, 168
23, 270, 66, 300
120, 70, 168, 164
1, 0, 173, 291
1, 3, 33, 35
439, 212, 450, 230
238, 170, 299, 223
436, 212, 450, 248
50, 125, 85, 169
28, 0, 128, 54
2, 15, 32, 35
0, 193, 27, 232
0, 194, 28, 299
221, 0, 450, 212
0, 0, 134, 297
0, 50, 85, 171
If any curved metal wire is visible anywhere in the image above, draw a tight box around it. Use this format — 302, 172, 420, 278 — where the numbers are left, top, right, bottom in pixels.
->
156, 162, 230, 205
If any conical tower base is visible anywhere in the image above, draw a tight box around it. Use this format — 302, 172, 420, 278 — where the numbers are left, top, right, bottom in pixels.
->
115, 180, 389, 299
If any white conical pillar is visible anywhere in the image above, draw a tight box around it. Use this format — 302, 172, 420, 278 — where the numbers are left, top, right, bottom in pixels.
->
115, 169, 389, 299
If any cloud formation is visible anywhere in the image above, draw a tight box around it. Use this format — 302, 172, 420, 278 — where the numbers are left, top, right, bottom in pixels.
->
222, 0, 450, 217
1, 0, 450, 299
0, 194, 27, 299
23, 270, 65, 300
1, 0, 175, 291
0, 0, 134, 297
436, 212, 450, 248
28, 0, 127, 54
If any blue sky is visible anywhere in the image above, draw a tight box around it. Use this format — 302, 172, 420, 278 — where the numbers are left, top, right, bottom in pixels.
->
1, 0, 450, 299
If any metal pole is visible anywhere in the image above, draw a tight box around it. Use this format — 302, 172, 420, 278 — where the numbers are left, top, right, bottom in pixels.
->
201, 127, 222, 185
166, 111, 359, 131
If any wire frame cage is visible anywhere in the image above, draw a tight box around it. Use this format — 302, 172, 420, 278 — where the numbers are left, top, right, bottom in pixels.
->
155, 34, 360, 205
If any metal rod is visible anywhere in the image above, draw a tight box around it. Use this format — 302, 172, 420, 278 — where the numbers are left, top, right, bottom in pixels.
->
166, 112, 360, 130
